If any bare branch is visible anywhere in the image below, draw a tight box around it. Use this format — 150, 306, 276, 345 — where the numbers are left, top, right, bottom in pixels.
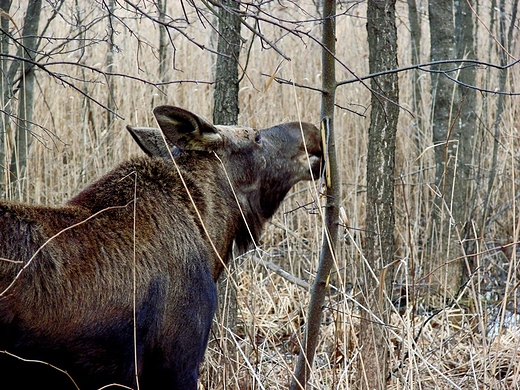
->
337, 58, 520, 95
0, 53, 213, 119
119, 0, 222, 57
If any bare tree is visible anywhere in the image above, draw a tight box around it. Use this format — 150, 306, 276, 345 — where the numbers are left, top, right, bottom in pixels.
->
406, 0, 424, 146
0, 0, 12, 193
291, 0, 339, 388
4, 0, 42, 198
358, 0, 399, 388
209, 1, 243, 387
105, 0, 117, 160
454, 0, 478, 278
157, 0, 169, 85
428, 0, 478, 297
482, 0, 518, 233
428, 1, 460, 295
212, 0, 241, 126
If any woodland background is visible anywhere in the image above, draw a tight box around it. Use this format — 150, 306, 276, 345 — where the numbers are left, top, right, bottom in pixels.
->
1, 0, 519, 389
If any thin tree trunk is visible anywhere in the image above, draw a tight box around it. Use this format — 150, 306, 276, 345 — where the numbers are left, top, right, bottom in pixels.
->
212, 0, 241, 125
358, 1, 399, 389
106, 0, 116, 160
407, 0, 423, 147
290, 0, 339, 388
158, 0, 168, 86
0, 0, 13, 194
9, 0, 42, 200
454, 0, 478, 276
428, 0, 464, 297
210, 1, 242, 388
482, 0, 518, 231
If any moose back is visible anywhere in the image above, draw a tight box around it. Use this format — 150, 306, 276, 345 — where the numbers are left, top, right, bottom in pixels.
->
0, 106, 322, 390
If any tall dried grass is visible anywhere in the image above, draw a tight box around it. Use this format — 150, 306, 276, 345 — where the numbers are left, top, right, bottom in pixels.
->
3, 1, 519, 389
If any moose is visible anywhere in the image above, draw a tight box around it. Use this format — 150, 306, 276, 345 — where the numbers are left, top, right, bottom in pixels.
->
0, 106, 322, 389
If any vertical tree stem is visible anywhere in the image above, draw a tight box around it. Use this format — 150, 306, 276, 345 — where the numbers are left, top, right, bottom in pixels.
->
290, 0, 339, 388
359, 1, 398, 388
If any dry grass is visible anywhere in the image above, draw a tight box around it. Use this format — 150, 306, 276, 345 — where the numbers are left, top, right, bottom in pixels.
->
2, 1, 520, 389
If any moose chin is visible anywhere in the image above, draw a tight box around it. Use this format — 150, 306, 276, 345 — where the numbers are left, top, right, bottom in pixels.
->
0, 106, 322, 390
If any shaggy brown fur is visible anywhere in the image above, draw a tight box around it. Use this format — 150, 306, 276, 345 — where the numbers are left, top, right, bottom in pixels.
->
0, 106, 322, 389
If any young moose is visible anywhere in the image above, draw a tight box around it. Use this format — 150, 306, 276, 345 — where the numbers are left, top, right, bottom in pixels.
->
0, 106, 322, 389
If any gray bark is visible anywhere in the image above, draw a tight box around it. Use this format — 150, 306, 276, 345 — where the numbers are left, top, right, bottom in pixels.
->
158, 0, 168, 84
428, 1, 461, 292
212, 0, 241, 125
0, 0, 12, 193
429, 0, 477, 293
454, 0, 477, 275
210, 1, 242, 388
9, 0, 42, 199
106, 0, 116, 160
290, 0, 339, 388
482, 0, 518, 231
407, 0, 424, 146
358, 1, 399, 388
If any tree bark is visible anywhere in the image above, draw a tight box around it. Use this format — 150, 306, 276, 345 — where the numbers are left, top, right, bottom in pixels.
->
210, 1, 242, 388
158, 0, 168, 84
429, 1, 457, 294
290, 0, 339, 388
106, 0, 116, 160
429, 0, 476, 296
406, 0, 423, 147
483, 0, 518, 233
454, 0, 477, 276
358, 1, 399, 389
212, 0, 241, 126
0, 0, 13, 194
9, 0, 42, 199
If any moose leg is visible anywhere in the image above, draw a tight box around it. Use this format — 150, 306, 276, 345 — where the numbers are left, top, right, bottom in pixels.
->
141, 280, 217, 389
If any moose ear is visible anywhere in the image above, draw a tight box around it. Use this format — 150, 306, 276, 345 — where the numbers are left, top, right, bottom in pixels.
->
126, 126, 177, 159
153, 106, 222, 151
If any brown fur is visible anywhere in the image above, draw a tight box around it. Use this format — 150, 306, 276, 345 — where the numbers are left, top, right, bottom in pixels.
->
0, 106, 322, 389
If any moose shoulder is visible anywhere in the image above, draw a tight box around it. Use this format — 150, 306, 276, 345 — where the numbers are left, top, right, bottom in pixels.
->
0, 106, 322, 390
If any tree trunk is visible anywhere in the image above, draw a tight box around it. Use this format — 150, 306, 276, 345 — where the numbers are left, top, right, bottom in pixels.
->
210, 1, 242, 388
105, 0, 116, 161
454, 0, 477, 277
212, 0, 241, 126
9, 0, 42, 200
358, 1, 399, 389
429, 0, 474, 297
0, 0, 12, 194
406, 0, 424, 148
291, 0, 339, 388
158, 0, 168, 85
428, 0, 457, 296
483, 0, 518, 234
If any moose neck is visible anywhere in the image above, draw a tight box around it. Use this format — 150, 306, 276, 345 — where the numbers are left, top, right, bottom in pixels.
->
67, 155, 287, 282
209, 174, 295, 280
204, 174, 269, 281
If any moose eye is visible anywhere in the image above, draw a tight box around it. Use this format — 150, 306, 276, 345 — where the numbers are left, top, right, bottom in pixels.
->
254, 133, 262, 144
